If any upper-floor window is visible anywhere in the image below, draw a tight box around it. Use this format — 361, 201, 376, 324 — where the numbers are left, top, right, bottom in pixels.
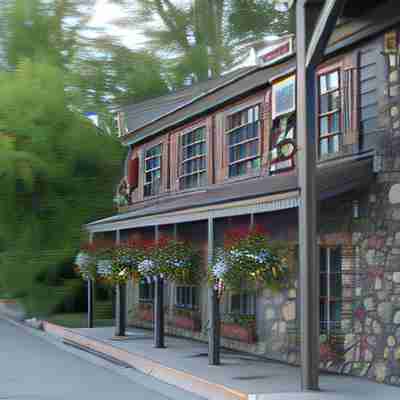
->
144, 143, 162, 197
318, 70, 341, 157
226, 104, 261, 177
179, 126, 207, 190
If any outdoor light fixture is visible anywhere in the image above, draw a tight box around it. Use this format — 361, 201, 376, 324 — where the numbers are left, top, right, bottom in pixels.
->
273, 0, 295, 12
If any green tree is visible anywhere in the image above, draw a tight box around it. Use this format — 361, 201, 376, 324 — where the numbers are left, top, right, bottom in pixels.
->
0, 61, 123, 314
113, 0, 291, 86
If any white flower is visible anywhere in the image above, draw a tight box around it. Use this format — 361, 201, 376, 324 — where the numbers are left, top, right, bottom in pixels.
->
75, 252, 91, 268
97, 259, 112, 277
212, 260, 227, 279
118, 268, 128, 277
138, 259, 154, 275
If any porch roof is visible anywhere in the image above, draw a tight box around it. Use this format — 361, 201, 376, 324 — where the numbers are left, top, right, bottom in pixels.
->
87, 155, 374, 233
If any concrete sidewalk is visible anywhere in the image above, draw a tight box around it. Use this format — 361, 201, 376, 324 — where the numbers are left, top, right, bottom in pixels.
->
41, 323, 400, 400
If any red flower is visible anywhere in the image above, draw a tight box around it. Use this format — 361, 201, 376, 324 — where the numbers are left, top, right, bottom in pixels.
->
224, 224, 269, 248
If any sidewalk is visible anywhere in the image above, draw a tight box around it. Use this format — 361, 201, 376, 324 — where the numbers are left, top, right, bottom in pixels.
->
41, 323, 400, 400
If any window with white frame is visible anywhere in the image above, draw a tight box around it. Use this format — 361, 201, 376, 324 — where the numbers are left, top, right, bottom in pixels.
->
179, 126, 207, 190
176, 286, 198, 309
318, 70, 341, 157
144, 143, 162, 197
320, 246, 342, 335
230, 292, 256, 315
226, 104, 261, 177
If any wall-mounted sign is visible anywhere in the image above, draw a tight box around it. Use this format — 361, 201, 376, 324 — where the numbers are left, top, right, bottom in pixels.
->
269, 112, 296, 174
258, 37, 294, 67
271, 75, 296, 120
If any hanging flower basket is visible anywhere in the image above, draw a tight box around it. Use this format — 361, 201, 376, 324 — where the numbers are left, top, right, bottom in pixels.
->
209, 226, 289, 292
137, 236, 200, 284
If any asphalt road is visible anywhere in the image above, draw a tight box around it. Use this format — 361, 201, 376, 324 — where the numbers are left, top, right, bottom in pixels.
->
0, 318, 203, 400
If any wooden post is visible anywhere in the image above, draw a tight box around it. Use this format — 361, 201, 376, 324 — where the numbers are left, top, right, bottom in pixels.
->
208, 217, 220, 365
114, 229, 127, 337
115, 283, 127, 337
88, 231, 94, 328
154, 225, 165, 348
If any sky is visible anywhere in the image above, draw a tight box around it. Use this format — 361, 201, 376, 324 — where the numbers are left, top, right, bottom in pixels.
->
89, 0, 147, 49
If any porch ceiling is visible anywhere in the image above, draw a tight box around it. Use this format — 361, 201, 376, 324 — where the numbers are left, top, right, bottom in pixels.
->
87, 155, 374, 233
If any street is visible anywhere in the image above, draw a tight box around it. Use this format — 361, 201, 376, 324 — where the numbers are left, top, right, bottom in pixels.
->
0, 318, 203, 400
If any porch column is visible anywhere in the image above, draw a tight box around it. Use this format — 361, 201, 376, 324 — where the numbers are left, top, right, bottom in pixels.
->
208, 217, 220, 365
154, 225, 165, 348
296, 0, 345, 390
87, 231, 94, 328
115, 229, 127, 337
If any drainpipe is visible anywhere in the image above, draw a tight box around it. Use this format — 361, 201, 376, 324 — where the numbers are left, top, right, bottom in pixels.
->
115, 230, 127, 337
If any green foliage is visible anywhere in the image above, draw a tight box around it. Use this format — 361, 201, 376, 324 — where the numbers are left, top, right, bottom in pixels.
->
0, 60, 123, 315
114, 0, 291, 85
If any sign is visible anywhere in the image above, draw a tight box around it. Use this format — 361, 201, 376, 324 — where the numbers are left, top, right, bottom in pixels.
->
384, 31, 398, 54
272, 75, 296, 120
269, 111, 296, 174
258, 37, 294, 67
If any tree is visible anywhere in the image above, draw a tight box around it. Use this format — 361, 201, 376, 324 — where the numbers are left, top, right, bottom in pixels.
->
112, 0, 291, 86
0, 61, 123, 314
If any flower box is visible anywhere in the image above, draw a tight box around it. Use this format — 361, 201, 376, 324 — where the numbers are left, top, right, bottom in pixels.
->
221, 322, 256, 344
172, 314, 201, 331
137, 304, 153, 322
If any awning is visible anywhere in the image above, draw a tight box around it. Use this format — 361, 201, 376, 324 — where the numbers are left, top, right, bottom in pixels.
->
87, 155, 374, 233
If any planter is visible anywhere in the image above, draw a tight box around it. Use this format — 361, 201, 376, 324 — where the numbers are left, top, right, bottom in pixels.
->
172, 314, 201, 331
137, 304, 153, 322
221, 322, 256, 344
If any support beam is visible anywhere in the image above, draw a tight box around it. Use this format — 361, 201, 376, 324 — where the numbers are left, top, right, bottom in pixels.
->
115, 283, 127, 337
87, 232, 94, 328
114, 229, 127, 337
208, 217, 220, 365
154, 225, 165, 348
296, 0, 344, 391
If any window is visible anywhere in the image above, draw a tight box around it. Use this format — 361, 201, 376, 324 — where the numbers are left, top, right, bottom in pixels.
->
139, 280, 155, 303
272, 75, 296, 119
318, 70, 341, 157
176, 286, 198, 309
320, 247, 342, 335
179, 127, 207, 190
230, 292, 256, 315
226, 105, 261, 177
144, 144, 162, 197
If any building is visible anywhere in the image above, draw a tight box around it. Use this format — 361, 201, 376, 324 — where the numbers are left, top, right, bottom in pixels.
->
87, 0, 400, 386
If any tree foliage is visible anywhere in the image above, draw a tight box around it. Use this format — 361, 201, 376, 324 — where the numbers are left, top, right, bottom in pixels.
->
113, 0, 292, 86
0, 60, 123, 314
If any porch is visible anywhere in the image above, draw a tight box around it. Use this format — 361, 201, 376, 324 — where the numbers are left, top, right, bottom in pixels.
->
44, 323, 400, 400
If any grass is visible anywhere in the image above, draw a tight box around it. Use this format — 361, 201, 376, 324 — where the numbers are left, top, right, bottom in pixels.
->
47, 313, 114, 328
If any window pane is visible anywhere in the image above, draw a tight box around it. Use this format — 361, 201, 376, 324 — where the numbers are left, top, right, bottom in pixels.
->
320, 90, 340, 114
327, 71, 339, 91
320, 138, 329, 156
320, 116, 329, 135
330, 112, 340, 133
320, 75, 327, 94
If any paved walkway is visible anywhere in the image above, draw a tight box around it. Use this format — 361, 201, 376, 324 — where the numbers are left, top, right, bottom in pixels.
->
48, 325, 400, 400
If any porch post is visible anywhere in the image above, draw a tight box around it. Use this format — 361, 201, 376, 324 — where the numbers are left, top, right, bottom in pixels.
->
208, 216, 220, 365
115, 230, 127, 337
296, 0, 345, 390
87, 231, 94, 328
154, 225, 165, 348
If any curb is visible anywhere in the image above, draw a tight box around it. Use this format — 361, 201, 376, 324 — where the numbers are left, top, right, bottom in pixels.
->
42, 321, 248, 400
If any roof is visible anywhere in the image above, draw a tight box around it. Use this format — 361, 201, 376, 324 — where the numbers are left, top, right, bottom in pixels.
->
121, 66, 257, 142
87, 155, 374, 230
122, 58, 296, 146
